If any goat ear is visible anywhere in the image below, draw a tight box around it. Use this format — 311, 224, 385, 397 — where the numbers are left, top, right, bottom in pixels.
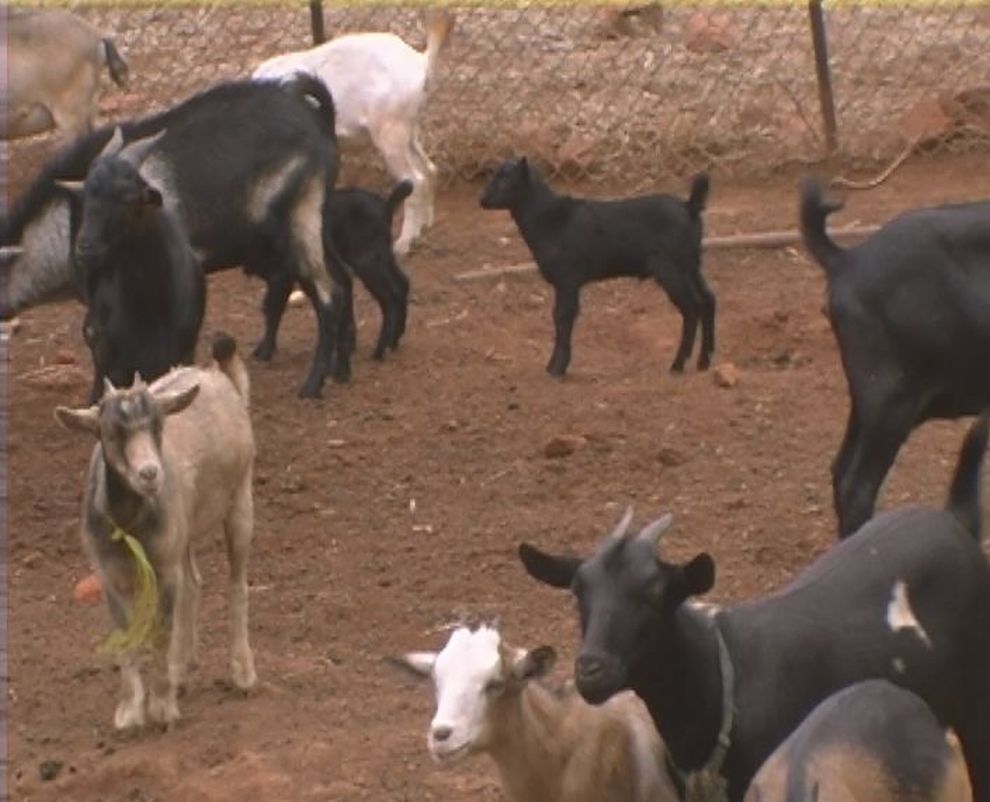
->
518, 543, 581, 589
154, 383, 199, 418
680, 553, 716, 597
54, 405, 100, 435
386, 652, 435, 679
143, 187, 163, 207
512, 645, 556, 681
518, 157, 530, 180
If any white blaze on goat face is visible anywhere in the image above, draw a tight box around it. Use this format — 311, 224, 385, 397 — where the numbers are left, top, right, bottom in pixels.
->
427, 626, 505, 764
886, 580, 932, 648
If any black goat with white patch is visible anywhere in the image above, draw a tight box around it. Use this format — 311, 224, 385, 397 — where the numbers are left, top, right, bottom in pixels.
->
519, 417, 990, 802
801, 179, 990, 536
745, 680, 972, 802
480, 157, 715, 376
61, 128, 205, 402
0, 77, 347, 398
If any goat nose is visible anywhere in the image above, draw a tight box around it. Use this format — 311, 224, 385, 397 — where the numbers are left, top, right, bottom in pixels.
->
576, 654, 605, 680
432, 725, 453, 743
138, 464, 159, 482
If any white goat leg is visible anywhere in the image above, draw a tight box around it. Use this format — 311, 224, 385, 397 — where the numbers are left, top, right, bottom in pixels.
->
226, 477, 257, 690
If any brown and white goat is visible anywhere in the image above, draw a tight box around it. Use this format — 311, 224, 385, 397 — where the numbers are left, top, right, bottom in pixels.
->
393, 623, 678, 802
6, 8, 129, 141
745, 680, 972, 802
55, 334, 256, 730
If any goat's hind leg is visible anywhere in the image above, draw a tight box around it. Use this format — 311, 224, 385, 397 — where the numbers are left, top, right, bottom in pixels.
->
693, 271, 716, 370
253, 273, 294, 361
224, 476, 257, 692
295, 279, 332, 399
652, 259, 699, 373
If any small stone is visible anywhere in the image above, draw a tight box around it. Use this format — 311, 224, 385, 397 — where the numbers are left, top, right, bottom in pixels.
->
287, 289, 307, 307
21, 551, 42, 569
544, 434, 586, 459
39, 759, 63, 782
713, 363, 740, 388
658, 447, 688, 467
53, 349, 77, 365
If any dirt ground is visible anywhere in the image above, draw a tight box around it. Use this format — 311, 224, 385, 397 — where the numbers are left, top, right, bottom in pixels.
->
7, 154, 990, 802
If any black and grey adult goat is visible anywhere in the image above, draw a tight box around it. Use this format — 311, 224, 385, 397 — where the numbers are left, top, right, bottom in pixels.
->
1, 77, 348, 398
519, 417, 990, 802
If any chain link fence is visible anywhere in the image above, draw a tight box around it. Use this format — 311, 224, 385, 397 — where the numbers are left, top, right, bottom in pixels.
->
6, 1, 990, 189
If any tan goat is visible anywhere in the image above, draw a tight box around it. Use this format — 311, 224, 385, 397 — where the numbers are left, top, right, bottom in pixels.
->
393, 623, 678, 802
6, 7, 129, 141
55, 334, 256, 730
746, 679, 972, 802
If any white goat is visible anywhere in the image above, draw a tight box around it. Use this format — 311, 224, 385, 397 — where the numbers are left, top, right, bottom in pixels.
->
55, 334, 256, 730
6, 7, 129, 141
393, 623, 678, 802
252, 10, 454, 255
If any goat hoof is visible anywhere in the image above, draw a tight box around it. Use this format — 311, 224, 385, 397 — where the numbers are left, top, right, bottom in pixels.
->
147, 693, 181, 727
546, 363, 567, 379
297, 382, 323, 400
113, 700, 147, 731
697, 357, 712, 371
670, 363, 686, 374
252, 342, 275, 362
231, 655, 258, 691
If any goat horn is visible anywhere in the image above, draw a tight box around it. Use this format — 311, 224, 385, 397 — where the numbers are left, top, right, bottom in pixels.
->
607, 506, 635, 540
56, 180, 85, 195
0, 245, 24, 263
636, 513, 674, 547
103, 376, 117, 396
132, 371, 145, 389
119, 129, 166, 169
99, 126, 125, 159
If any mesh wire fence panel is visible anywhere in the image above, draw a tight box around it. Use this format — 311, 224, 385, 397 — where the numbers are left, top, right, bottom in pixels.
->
7, 1, 990, 188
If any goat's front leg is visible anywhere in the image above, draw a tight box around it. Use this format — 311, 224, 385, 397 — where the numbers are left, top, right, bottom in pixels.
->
105, 592, 147, 730
253, 273, 294, 361
225, 476, 257, 691
547, 284, 580, 377
147, 571, 183, 727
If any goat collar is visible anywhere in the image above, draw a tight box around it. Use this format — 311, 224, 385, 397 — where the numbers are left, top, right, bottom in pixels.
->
666, 618, 735, 802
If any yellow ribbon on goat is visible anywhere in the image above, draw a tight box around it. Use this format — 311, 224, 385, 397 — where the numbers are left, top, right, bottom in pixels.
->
98, 527, 161, 655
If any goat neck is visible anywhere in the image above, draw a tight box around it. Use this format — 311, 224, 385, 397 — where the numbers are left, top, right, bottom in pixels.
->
508, 171, 563, 238
629, 605, 726, 777
487, 682, 566, 802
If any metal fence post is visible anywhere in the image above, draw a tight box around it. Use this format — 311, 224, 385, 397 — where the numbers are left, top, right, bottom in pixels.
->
809, 0, 839, 154
309, 0, 325, 45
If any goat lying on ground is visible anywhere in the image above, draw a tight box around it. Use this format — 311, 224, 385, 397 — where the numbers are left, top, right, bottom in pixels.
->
5, 7, 129, 141
59, 128, 205, 403
392, 623, 678, 802
519, 416, 990, 802
253, 10, 454, 255
480, 157, 715, 377
1, 77, 346, 398
801, 179, 990, 536
55, 334, 256, 730
745, 679, 972, 802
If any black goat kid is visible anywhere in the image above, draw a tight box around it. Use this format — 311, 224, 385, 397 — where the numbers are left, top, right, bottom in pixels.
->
480, 157, 715, 377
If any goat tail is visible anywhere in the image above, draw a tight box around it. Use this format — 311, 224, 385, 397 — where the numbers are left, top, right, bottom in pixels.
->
101, 38, 130, 88
283, 72, 336, 141
386, 180, 415, 230
800, 178, 845, 276
423, 9, 455, 85
212, 331, 250, 407
945, 414, 990, 541
687, 172, 710, 219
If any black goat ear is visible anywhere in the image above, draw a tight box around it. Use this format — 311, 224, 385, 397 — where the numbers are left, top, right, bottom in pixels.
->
680, 553, 716, 597
518, 156, 530, 179
144, 187, 163, 207
518, 543, 580, 589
